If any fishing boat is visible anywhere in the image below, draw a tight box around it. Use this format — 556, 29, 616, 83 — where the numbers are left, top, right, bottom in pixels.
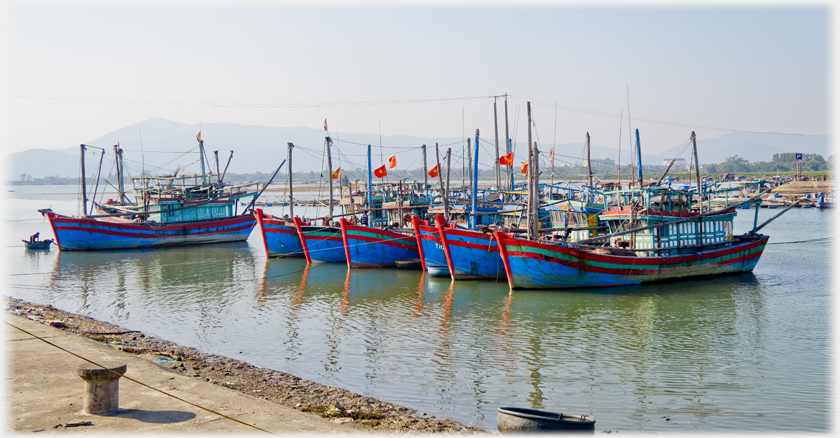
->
493, 107, 781, 289
815, 191, 833, 208
44, 138, 281, 251
22, 238, 54, 250
254, 209, 305, 257
254, 142, 305, 258
411, 215, 452, 277
292, 136, 348, 264
334, 144, 431, 268
339, 218, 419, 268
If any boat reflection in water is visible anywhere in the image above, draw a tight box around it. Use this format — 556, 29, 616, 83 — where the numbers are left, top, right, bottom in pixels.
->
35, 235, 824, 433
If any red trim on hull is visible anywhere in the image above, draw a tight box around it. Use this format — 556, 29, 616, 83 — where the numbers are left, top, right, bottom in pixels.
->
254, 209, 270, 257
412, 215, 427, 271
435, 215, 455, 279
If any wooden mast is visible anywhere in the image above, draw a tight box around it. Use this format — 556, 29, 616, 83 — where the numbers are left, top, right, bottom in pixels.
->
526, 101, 536, 239
504, 94, 511, 200
444, 148, 452, 221
494, 98, 501, 190
325, 136, 334, 222
471, 129, 479, 229
80, 144, 88, 217
113, 144, 125, 205
692, 131, 702, 213
586, 132, 593, 202
422, 144, 428, 200
287, 142, 294, 219
435, 143, 448, 221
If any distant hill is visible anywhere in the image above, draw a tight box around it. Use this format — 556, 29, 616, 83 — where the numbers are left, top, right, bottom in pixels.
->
655, 132, 832, 165
4, 118, 832, 179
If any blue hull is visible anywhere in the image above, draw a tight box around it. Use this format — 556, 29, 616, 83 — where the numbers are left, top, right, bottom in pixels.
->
441, 227, 505, 280
341, 221, 419, 268
254, 210, 304, 257
47, 212, 255, 251
294, 220, 346, 263
412, 219, 449, 277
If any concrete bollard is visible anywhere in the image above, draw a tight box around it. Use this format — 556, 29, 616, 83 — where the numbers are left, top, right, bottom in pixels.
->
76, 362, 127, 415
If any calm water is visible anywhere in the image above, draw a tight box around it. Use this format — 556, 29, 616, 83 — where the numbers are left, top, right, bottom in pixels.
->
2, 185, 833, 433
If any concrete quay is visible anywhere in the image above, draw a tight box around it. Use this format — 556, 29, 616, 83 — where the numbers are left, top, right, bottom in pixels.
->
4, 315, 358, 434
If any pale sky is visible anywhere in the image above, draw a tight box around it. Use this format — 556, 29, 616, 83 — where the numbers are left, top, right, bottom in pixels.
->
0, 1, 834, 160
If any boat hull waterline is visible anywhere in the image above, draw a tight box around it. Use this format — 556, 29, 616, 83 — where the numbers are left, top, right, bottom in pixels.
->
254, 209, 305, 258
434, 215, 505, 281
411, 216, 450, 277
339, 219, 419, 268
495, 231, 769, 289
293, 217, 347, 263
46, 212, 256, 251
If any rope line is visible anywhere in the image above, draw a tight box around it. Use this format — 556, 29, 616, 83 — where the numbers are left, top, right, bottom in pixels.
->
3, 320, 276, 435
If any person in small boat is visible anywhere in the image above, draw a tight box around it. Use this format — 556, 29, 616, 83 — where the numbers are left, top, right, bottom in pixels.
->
29, 232, 40, 243
360, 211, 369, 226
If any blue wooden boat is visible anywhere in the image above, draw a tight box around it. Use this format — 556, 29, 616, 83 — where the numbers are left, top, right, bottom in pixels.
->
411, 215, 451, 277
815, 192, 833, 208
45, 212, 256, 251
254, 209, 305, 258
493, 126, 778, 289
430, 214, 505, 280
43, 139, 270, 251
339, 218, 419, 268
293, 217, 347, 263
22, 238, 54, 250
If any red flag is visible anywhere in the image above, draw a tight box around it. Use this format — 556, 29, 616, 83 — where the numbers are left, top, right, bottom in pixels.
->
196, 132, 201, 142
388, 155, 397, 169
331, 168, 341, 179
428, 164, 440, 178
521, 162, 528, 175
374, 165, 387, 178
499, 153, 514, 166
324, 119, 328, 131
550, 148, 554, 162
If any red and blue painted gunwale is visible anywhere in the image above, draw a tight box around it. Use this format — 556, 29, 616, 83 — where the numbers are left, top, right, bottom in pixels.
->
45, 211, 255, 251
433, 215, 504, 281
493, 231, 769, 289
411, 216, 450, 277
254, 209, 305, 258
338, 219, 419, 268
293, 217, 346, 263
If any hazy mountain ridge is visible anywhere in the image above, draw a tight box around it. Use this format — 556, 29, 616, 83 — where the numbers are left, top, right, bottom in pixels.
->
5, 118, 832, 179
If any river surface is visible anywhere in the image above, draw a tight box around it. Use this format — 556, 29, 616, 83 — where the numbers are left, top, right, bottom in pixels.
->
2, 184, 833, 433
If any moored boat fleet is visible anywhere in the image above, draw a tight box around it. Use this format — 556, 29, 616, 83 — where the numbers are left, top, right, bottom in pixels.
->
38, 102, 811, 290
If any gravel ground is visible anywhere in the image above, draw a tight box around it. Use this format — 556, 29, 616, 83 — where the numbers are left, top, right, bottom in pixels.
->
6, 297, 489, 434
